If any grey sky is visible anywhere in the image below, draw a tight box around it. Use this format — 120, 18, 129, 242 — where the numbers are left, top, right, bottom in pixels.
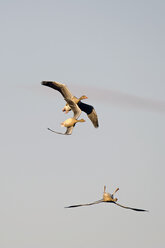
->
1, 1, 165, 248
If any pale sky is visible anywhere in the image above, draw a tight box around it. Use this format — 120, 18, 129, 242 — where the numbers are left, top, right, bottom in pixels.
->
1, 1, 165, 248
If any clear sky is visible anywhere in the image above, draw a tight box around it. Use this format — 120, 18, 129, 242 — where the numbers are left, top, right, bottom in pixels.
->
1, 1, 165, 248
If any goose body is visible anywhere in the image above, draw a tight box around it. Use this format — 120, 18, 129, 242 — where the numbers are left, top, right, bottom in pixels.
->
61, 118, 85, 127
41, 81, 99, 128
42, 81, 84, 135
65, 185, 148, 212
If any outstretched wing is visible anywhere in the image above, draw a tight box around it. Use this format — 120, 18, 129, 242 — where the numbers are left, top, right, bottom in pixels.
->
114, 202, 148, 212
77, 101, 99, 128
41, 81, 73, 100
47, 128, 67, 135
47, 127, 74, 135
65, 199, 103, 208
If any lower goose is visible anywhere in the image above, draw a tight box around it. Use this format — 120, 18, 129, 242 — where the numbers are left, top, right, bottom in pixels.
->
65, 185, 148, 212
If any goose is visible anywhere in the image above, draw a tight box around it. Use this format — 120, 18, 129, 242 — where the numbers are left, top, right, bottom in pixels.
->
42, 81, 85, 135
65, 185, 148, 212
41, 81, 99, 128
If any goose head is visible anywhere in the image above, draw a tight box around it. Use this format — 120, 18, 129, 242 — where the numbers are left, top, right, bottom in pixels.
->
79, 95, 88, 100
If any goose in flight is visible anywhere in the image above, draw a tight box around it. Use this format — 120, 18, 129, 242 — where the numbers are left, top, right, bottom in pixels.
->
41, 81, 99, 128
42, 81, 85, 135
65, 185, 148, 212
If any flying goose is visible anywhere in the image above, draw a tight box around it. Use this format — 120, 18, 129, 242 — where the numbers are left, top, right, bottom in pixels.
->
42, 81, 85, 135
65, 185, 148, 212
41, 81, 99, 128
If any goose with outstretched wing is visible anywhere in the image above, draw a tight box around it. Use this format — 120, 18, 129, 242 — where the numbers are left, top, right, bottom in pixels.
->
65, 186, 148, 212
42, 81, 85, 135
41, 81, 99, 128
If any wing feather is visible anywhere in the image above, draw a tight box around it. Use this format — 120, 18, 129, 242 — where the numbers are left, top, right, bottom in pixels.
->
47, 128, 70, 135
41, 81, 73, 99
65, 199, 103, 208
64, 98, 81, 119
114, 202, 148, 212
77, 101, 99, 128
88, 109, 99, 128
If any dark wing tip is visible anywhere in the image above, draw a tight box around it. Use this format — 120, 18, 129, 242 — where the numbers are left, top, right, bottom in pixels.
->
41, 81, 53, 86
41, 81, 48, 85
132, 208, 149, 212
94, 121, 99, 128
65, 205, 82, 208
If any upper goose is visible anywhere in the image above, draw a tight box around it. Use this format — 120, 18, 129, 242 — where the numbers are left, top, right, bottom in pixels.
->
65, 185, 148, 212
42, 81, 99, 128
42, 81, 85, 135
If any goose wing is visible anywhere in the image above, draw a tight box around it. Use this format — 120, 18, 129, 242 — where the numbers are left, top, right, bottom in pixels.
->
65, 199, 103, 208
77, 101, 99, 128
64, 98, 81, 119
47, 127, 73, 135
88, 108, 99, 128
41, 81, 81, 119
41, 81, 73, 99
114, 202, 148, 212
65, 126, 74, 135
47, 128, 66, 135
